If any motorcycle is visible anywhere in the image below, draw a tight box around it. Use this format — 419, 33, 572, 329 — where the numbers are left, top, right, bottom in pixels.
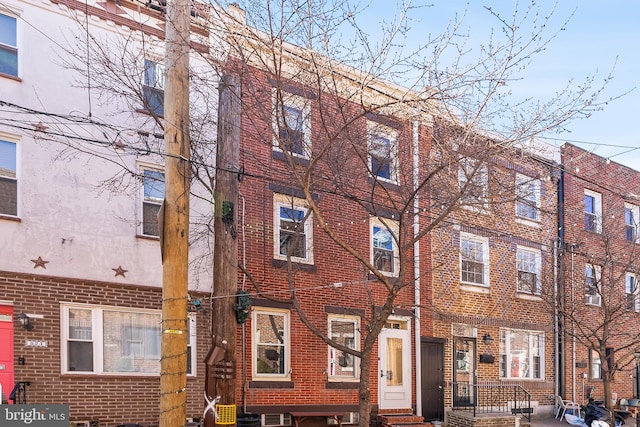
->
565, 399, 628, 427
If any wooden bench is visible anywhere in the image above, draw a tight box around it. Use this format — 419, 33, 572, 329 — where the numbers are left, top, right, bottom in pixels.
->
289, 411, 346, 427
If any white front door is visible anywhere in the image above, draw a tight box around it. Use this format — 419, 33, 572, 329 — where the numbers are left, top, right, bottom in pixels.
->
378, 318, 412, 410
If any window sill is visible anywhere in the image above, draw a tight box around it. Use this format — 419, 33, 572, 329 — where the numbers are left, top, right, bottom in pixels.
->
516, 292, 542, 301
368, 176, 400, 191
135, 108, 164, 119
0, 72, 21, 82
0, 214, 21, 222
272, 150, 310, 166
272, 258, 317, 273
136, 233, 160, 241
249, 380, 294, 389
367, 272, 399, 283
459, 283, 490, 294
515, 217, 541, 228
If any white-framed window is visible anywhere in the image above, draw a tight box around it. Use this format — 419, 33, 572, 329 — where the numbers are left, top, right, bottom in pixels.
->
367, 121, 398, 183
0, 11, 18, 77
327, 315, 360, 380
584, 189, 602, 233
460, 232, 489, 286
625, 203, 639, 242
515, 174, 540, 221
140, 165, 165, 237
625, 273, 640, 312
370, 217, 399, 276
0, 137, 18, 216
61, 304, 196, 375
273, 193, 313, 264
590, 349, 602, 380
499, 329, 544, 380
516, 247, 541, 295
252, 308, 290, 379
459, 159, 488, 208
272, 90, 311, 158
585, 264, 602, 306
143, 59, 164, 116
262, 414, 292, 426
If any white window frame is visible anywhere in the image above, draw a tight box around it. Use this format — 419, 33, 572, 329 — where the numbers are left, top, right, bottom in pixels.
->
515, 174, 541, 222
262, 414, 292, 426
139, 163, 165, 237
625, 272, 640, 312
499, 328, 545, 380
584, 189, 602, 233
0, 132, 19, 217
272, 89, 311, 159
367, 121, 398, 183
252, 308, 291, 380
60, 303, 196, 376
459, 159, 488, 209
625, 203, 639, 243
327, 314, 360, 381
516, 246, 541, 295
459, 232, 490, 287
585, 264, 602, 306
0, 9, 19, 78
273, 193, 313, 264
370, 216, 399, 277
590, 349, 602, 380
142, 58, 165, 116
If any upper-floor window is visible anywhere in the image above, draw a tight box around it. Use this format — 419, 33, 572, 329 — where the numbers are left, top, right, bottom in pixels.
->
370, 217, 399, 276
515, 174, 540, 221
499, 329, 544, 380
584, 189, 602, 233
367, 122, 398, 183
143, 59, 164, 116
273, 194, 313, 264
141, 166, 165, 237
516, 247, 541, 295
585, 264, 602, 306
0, 12, 18, 77
625, 273, 640, 312
460, 232, 489, 286
0, 138, 17, 216
625, 203, 639, 242
61, 304, 196, 375
459, 159, 488, 209
252, 308, 290, 379
272, 90, 310, 158
327, 315, 360, 380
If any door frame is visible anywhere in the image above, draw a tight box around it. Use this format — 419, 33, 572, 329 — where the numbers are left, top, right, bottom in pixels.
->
378, 316, 412, 410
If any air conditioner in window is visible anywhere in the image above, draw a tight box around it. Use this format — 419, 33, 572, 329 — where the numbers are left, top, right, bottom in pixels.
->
586, 294, 601, 306
71, 421, 99, 427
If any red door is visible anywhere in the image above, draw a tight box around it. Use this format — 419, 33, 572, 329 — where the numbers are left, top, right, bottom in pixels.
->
0, 305, 14, 404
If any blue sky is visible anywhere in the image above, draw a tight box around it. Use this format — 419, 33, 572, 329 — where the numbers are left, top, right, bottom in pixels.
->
354, 1, 640, 168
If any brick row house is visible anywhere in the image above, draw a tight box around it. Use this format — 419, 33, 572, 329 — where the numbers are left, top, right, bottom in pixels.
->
2, 1, 640, 427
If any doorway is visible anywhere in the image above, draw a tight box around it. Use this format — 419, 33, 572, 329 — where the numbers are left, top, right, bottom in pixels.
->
452, 337, 476, 407
420, 338, 444, 420
378, 318, 412, 410
0, 305, 14, 404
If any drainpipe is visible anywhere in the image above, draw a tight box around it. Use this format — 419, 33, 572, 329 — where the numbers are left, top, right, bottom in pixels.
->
412, 118, 422, 416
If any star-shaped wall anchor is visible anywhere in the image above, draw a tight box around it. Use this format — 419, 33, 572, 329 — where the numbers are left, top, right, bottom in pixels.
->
112, 266, 128, 277
31, 256, 49, 269
33, 122, 48, 132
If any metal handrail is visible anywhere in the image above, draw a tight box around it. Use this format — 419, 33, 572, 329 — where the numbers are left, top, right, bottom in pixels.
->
452, 382, 532, 422
9, 381, 30, 404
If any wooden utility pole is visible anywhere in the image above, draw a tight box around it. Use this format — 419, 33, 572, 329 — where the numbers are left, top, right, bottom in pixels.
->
159, 0, 190, 425
205, 74, 241, 427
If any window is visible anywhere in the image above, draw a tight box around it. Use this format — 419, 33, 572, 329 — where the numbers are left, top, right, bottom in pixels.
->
0, 138, 17, 216
370, 217, 399, 276
459, 159, 488, 208
141, 167, 164, 237
273, 194, 313, 264
0, 12, 18, 77
516, 247, 541, 294
626, 273, 640, 312
368, 122, 398, 182
590, 349, 602, 380
499, 329, 544, 379
328, 315, 360, 380
272, 90, 310, 158
262, 414, 292, 426
625, 204, 639, 242
585, 264, 602, 306
460, 233, 489, 286
61, 304, 196, 375
143, 59, 164, 116
584, 189, 602, 233
515, 174, 540, 221
252, 308, 290, 379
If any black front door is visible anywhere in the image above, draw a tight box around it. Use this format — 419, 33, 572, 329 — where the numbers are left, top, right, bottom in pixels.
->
420, 338, 444, 421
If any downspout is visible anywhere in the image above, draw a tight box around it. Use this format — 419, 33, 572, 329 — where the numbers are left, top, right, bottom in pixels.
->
412, 118, 422, 416
240, 195, 248, 413
556, 166, 565, 400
